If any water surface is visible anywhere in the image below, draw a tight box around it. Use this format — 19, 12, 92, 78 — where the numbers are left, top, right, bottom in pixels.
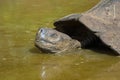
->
0, 0, 120, 80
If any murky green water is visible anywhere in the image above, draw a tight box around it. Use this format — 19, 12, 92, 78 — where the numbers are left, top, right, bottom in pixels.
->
0, 0, 120, 80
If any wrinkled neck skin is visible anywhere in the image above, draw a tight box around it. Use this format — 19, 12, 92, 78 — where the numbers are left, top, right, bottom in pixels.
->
35, 28, 81, 53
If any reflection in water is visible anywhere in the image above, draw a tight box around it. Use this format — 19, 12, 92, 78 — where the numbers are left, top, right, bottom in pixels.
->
41, 66, 46, 80
1, 0, 120, 80
38, 51, 120, 80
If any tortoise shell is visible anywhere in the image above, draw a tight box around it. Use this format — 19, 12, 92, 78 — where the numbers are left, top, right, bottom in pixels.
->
54, 0, 120, 55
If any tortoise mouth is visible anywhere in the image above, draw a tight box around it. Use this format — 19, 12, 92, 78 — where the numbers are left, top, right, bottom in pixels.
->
54, 19, 118, 55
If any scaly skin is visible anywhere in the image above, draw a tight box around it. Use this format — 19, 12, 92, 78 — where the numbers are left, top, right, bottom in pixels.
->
35, 28, 81, 53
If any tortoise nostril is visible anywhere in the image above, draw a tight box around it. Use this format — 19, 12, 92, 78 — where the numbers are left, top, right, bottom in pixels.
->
40, 28, 43, 33
40, 28, 46, 34
39, 28, 46, 38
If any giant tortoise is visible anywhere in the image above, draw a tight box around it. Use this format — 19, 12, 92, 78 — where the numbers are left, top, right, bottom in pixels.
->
35, 0, 120, 55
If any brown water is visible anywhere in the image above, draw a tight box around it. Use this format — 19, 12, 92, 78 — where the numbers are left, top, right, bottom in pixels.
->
0, 0, 120, 80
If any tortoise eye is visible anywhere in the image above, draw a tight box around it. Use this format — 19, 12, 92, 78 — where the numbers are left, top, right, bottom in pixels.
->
50, 33, 58, 38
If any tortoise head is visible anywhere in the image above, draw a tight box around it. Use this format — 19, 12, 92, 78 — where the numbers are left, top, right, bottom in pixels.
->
35, 28, 81, 53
